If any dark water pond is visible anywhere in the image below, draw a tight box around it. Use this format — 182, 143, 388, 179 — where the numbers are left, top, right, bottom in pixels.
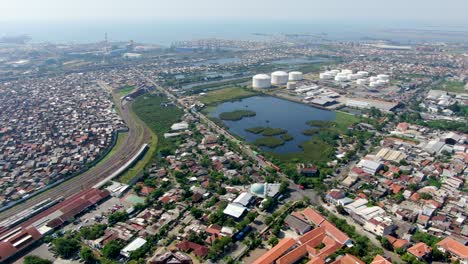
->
209, 96, 336, 153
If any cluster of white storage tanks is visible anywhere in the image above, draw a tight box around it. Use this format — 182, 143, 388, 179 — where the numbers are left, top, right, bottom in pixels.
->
252, 71, 303, 88
319, 69, 389, 88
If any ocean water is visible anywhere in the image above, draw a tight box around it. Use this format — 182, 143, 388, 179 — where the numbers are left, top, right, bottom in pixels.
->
2, 20, 467, 46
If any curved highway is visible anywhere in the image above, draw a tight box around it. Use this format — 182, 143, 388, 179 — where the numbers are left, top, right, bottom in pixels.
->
0, 81, 152, 221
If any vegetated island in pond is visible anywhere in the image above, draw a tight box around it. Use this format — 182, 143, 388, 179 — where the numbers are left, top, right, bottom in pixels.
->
253, 136, 285, 148
245, 126, 288, 136
280, 133, 294, 141
219, 110, 256, 121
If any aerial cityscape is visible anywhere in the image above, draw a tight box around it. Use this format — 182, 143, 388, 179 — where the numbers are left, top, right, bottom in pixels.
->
0, 1, 467, 264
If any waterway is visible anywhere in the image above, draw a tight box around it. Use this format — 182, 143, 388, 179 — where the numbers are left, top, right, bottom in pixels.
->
209, 96, 336, 154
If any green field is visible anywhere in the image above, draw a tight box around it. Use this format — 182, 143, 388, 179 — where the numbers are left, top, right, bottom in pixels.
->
187, 77, 251, 94
432, 80, 467, 93
118, 94, 184, 183
219, 110, 256, 121
253, 137, 285, 148
118, 85, 135, 97
200, 87, 259, 106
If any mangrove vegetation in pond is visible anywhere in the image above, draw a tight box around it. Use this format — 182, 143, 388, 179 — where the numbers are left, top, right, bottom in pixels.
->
245, 126, 287, 136
280, 133, 294, 141
219, 110, 256, 121
253, 137, 285, 148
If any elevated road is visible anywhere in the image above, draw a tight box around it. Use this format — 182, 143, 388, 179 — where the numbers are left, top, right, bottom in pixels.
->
0, 81, 152, 221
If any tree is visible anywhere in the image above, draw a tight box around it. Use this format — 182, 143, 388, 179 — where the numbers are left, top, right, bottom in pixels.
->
420, 192, 433, 200
53, 237, 80, 258
133, 185, 142, 193
380, 237, 393, 251
24, 256, 52, 264
268, 236, 279, 246
108, 211, 128, 225
336, 205, 347, 215
80, 224, 107, 240
279, 181, 289, 194
190, 207, 204, 218
102, 240, 124, 259
80, 247, 97, 264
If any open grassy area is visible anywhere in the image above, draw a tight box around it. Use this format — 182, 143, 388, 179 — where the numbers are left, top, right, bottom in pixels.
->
187, 77, 251, 94
245, 126, 287, 136
432, 80, 467, 93
253, 137, 285, 148
200, 87, 259, 106
117, 85, 135, 97
219, 110, 256, 121
118, 94, 184, 183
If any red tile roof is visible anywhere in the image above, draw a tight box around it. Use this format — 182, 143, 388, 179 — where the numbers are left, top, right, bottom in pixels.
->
436, 237, 468, 259
252, 238, 296, 264
331, 254, 365, 264
408, 242, 432, 258
371, 255, 392, 264
176, 240, 209, 257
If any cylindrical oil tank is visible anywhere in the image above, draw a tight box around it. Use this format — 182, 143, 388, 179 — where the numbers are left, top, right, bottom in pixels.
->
252, 74, 271, 88
287, 81, 297, 90
289, 71, 303, 81
271, 71, 289, 85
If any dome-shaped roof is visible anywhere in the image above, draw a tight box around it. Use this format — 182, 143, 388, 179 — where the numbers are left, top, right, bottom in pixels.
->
250, 183, 265, 196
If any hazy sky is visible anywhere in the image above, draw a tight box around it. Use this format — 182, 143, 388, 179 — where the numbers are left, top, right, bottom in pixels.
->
1, 0, 467, 24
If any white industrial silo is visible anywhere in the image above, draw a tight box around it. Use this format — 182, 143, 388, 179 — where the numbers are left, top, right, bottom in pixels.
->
289, 71, 303, 81
252, 74, 271, 89
320, 72, 334, 80
271, 71, 289, 85
335, 73, 348, 82
377, 74, 390, 81
357, 71, 369, 78
356, 79, 367, 86
330, 70, 340, 76
287, 81, 297, 90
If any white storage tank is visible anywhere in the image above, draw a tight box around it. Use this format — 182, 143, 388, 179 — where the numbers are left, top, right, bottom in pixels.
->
356, 79, 367, 86
289, 71, 303, 81
347, 74, 359, 80
271, 71, 289, 85
357, 71, 369, 78
377, 74, 390, 81
330, 70, 340, 76
335, 73, 348, 82
252, 74, 271, 89
320, 72, 334, 80
287, 81, 297, 90
369, 82, 381, 88
369, 76, 379, 82
341, 69, 353, 75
